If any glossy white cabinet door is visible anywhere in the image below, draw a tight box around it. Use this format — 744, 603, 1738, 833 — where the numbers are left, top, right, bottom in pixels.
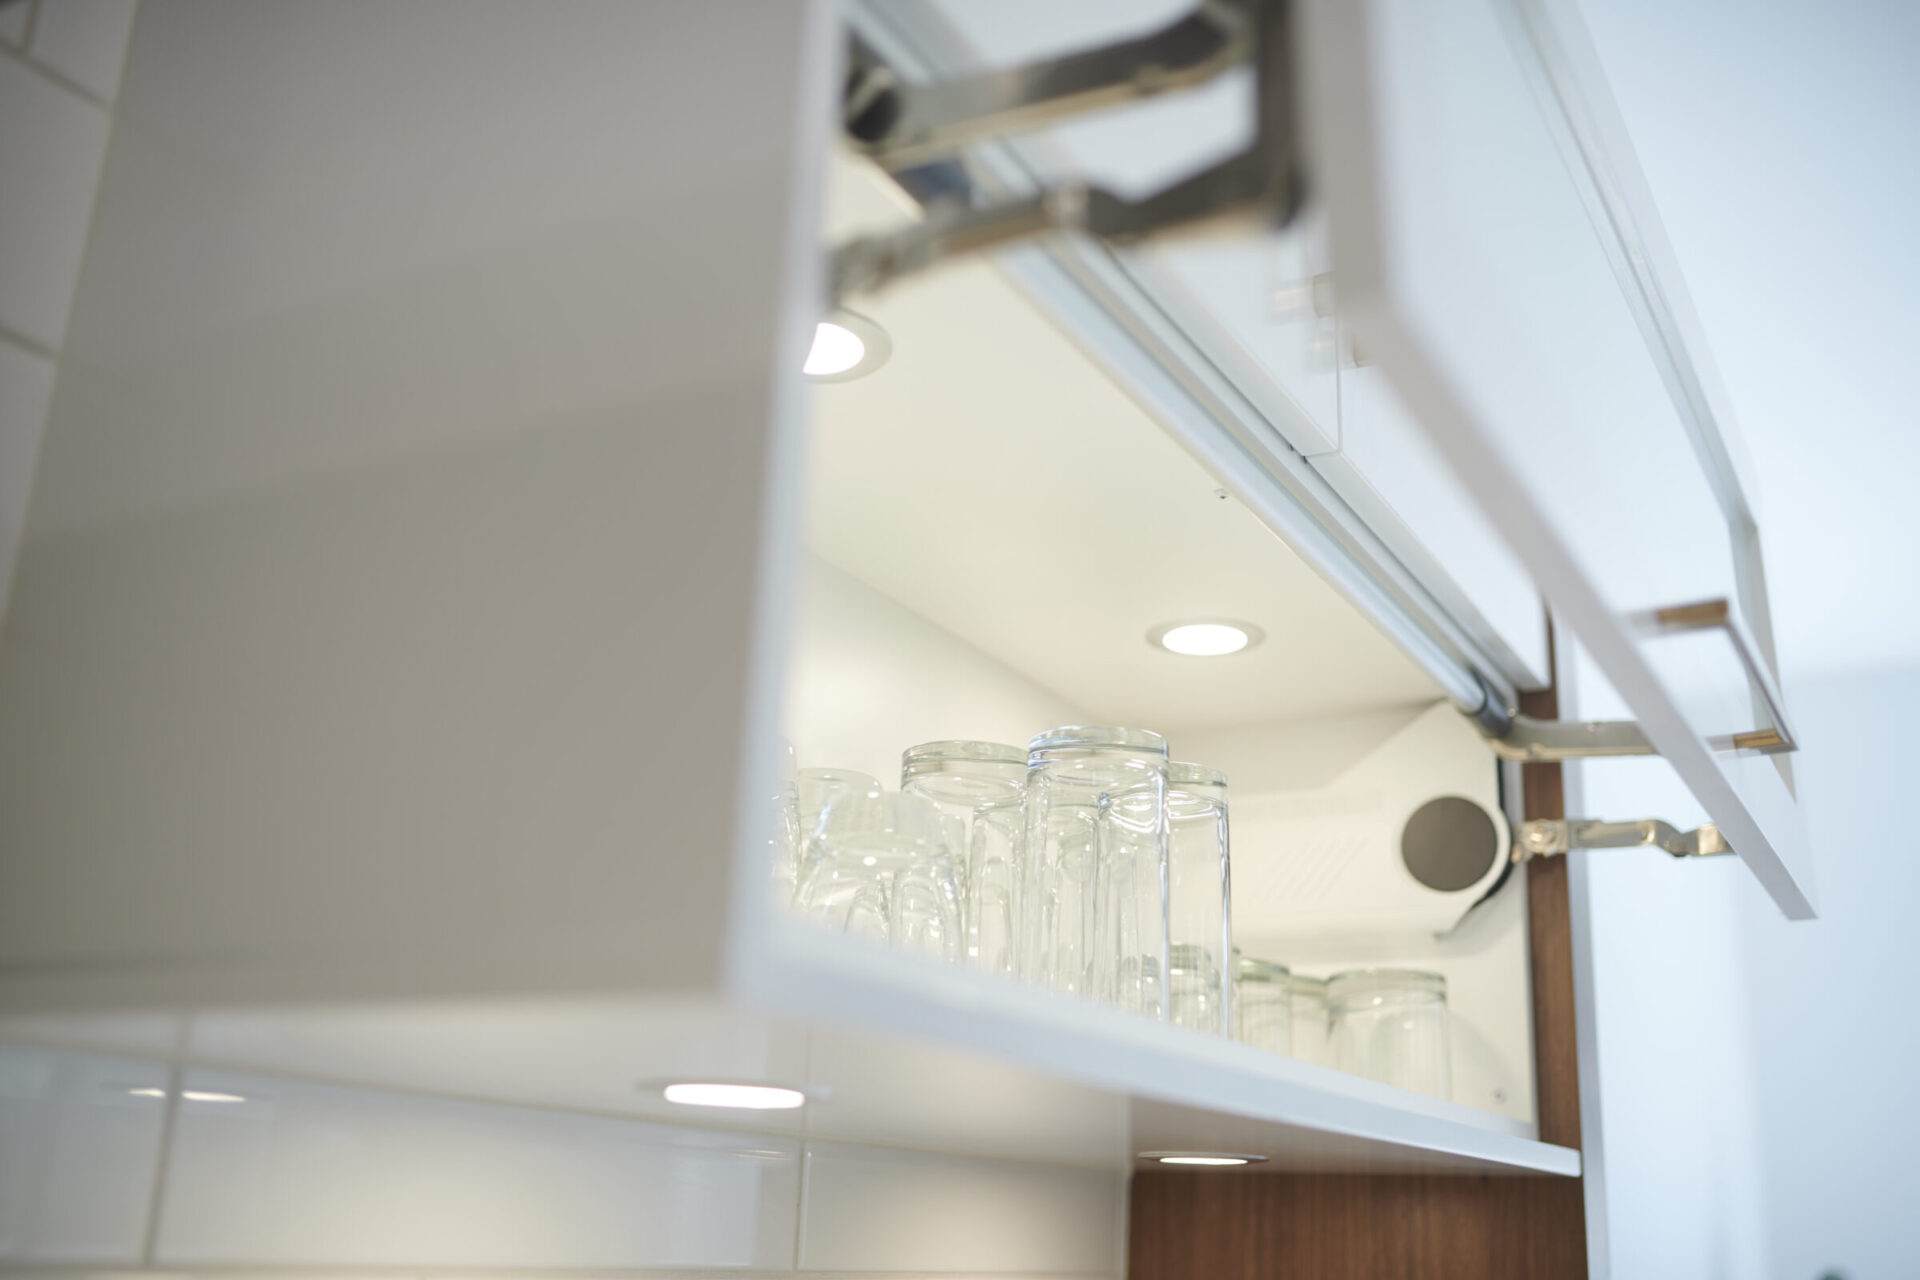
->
1305, 0, 1813, 916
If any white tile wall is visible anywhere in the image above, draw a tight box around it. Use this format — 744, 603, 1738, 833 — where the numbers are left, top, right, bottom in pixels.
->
0, 338, 55, 614
0, 1042, 1126, 1277
0, 1045, 169, 1263
800, 1141, 1125, 1275
27, 0, 137, 102
156, 1068, 801, 1270
0, 51, 111, 350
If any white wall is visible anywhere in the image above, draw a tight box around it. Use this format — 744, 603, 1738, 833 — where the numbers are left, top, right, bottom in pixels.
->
1571, 650, 1920, 1280
785, 556, 1088, 785
1735, 666, 1920, 1280
1567, 641, 1772, 1280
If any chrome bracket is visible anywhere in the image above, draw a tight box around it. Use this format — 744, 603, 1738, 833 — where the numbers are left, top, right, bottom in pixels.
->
832, 0, 1303, 301
1472, 597, 1797, 762
1513, 818, 1733, 863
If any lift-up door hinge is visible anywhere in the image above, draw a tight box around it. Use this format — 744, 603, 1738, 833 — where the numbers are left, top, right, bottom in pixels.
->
1471, 598, 1798, 763
1513, 818, 1732, 863
832, 0, 1303, 301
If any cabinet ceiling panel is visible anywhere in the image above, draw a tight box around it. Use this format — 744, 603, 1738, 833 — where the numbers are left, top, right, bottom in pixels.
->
809, 164, 1439, 731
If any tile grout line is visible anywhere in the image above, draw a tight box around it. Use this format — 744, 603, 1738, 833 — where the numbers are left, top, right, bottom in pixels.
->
137, 1018, 192, 1267
790, 1022, 817, 1272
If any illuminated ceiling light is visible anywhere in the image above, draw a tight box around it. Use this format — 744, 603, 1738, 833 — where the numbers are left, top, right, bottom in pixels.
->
127, 1087, 167, 1099
662, 1082, 807, 1110
1148, 620, 1264, 657
1140, 1152, 1268, 1166
804, 310, 891, 382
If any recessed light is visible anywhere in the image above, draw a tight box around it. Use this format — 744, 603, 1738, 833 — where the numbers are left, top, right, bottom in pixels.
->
1140, 1151, 1268, 1166
127, 1088, 247, 1103
662, 1082, 807, 1110
805, 310, 891, 382
1148, 620, 1264, 657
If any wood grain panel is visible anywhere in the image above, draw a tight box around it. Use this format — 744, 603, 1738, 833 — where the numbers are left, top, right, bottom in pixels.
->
1520, 649, 1581, 1151
1128, 1170, 1587, 1280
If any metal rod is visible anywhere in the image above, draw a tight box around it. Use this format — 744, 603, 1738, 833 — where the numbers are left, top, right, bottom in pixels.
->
843, 3, 1252, 168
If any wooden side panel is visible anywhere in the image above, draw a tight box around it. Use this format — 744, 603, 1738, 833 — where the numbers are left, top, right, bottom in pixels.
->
1521, 668, 1582, 1151
1129, 1171, 1587, 1280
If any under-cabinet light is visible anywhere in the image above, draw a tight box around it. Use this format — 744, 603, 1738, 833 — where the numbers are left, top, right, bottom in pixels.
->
1148, 620, 1263, 657
804, 311, 891, 382
1141, 1152, 1268, 1167
127, 1088, 247, 1103
662, 1082, 807, 1110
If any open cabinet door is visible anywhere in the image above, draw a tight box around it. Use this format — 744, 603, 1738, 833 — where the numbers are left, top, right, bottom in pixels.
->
1302, 0, 1814, 917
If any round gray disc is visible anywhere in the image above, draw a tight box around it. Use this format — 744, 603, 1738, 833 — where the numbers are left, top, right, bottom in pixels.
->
1401, 796, 1499, 892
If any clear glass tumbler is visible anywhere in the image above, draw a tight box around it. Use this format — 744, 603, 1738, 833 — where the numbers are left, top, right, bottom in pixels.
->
793, 789, 963, 962
901, 741, 1026, 975
1166, 762, 1231, 1033
1231, 951, 1292, 1054
768, 739, 801, 906
1327, 968, 1452, 1099
1022, 726, 1169, 1017
1289, 974, 1330, 1065
795, 768, 883, 845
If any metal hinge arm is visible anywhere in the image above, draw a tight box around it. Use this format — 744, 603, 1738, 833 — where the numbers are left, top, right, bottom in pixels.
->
1486, 713, 1657, 762
1513, 818, 1732, 863
1470, 597, 1797, 762
844, 4, 1253, 169
832, 0, 1302, 302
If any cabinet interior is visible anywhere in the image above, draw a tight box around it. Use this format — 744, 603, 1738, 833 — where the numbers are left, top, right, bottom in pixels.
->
785, 155, 1540, 1128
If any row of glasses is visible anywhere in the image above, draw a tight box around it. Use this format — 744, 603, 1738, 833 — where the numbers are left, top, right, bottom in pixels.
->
775, 726, 1234, 1030
1230, 954, 1451, 1100
778, 741, 1447, 1099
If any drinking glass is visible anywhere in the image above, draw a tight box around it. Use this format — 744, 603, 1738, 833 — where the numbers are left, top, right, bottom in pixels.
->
1231, 951, 1292, 1054
1327, 968, 1452, 1099
793, 789, 963, 962
768, 739, 800, 906
1022, 726, 1169, 1016
901, 741, 1026, 975
1166, 762, 1231, 1033
1289, 974, 1329, 1065
795, 768, 883, 846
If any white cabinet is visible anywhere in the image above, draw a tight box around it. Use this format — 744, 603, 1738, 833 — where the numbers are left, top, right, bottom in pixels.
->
0, 0, 1805, 1218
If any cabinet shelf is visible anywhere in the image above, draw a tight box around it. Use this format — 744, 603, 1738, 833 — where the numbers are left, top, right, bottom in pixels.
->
5, 923, 1577, 1179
